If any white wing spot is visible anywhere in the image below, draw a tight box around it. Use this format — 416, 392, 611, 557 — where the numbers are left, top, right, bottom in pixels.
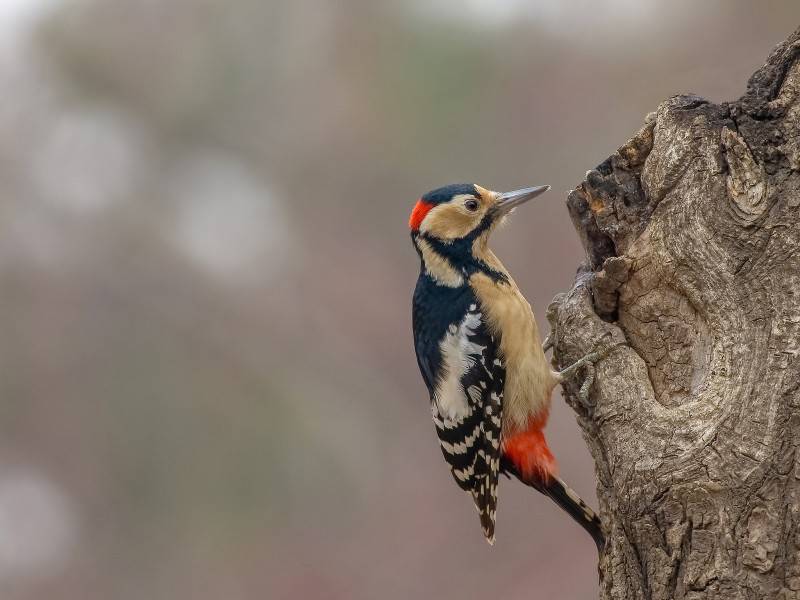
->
434, 312, 487, 420
467, 385, 482, 403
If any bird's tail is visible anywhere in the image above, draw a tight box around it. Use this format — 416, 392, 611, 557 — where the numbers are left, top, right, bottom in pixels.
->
501, 459, 605, 553
541, 476, 604, 553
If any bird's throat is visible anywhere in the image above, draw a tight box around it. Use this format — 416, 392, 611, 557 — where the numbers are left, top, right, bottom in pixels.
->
415, 237, 465, 287
417, 235, 508, 287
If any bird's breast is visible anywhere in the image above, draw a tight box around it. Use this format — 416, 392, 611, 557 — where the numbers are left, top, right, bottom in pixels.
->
469, 272, 557, 431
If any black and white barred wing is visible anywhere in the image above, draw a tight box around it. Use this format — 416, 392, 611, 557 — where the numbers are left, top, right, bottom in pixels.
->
430, 304, 505, 543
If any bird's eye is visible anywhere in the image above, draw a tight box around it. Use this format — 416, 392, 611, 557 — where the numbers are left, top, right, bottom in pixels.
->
464, 199, 479, 211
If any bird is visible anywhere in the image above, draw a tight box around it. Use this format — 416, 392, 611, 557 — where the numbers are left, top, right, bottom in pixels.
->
409, 182, 606, 550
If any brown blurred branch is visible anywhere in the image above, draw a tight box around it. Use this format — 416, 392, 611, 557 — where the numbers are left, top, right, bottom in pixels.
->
548, 27, 800, 600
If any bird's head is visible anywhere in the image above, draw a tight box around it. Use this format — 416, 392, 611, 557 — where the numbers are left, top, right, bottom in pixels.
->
409, 183, 550, 285
408, 183, 550, 242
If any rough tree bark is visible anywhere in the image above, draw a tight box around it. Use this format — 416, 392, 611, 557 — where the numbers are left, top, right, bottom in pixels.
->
548, 28, 800, 600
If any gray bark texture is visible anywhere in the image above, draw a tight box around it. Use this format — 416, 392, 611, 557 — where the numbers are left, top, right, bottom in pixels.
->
548, 28, 800, 600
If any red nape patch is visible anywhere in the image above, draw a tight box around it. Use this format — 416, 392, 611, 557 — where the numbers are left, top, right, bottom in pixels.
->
503, 425, 558, 484
409, 200, 434, 231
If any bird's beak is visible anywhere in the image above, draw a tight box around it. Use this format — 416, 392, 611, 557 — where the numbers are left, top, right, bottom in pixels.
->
493, 185, 550, 216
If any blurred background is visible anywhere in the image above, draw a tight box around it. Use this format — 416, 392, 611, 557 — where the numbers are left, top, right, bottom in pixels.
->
0, 1, 798, 599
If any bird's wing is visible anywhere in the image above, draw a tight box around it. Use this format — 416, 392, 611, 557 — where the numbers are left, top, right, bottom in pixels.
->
430, 303, 505, 543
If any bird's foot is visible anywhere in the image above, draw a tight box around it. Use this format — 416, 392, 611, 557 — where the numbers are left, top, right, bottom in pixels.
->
556, 336, 615, 409
557, 345, 609, 383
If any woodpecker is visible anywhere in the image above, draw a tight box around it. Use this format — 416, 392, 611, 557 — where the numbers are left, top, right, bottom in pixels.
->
410, 182, 605, 549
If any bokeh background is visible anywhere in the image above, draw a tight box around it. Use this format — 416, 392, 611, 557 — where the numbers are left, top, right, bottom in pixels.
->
1, 2, 798, 599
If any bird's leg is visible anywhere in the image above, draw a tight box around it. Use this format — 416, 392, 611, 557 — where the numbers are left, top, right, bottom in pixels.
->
542, 333, 554, 354
555, 339, 614, 409
556, 347, 606, 383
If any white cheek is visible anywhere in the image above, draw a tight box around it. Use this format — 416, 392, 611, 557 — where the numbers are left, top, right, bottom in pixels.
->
418, 200, 483, 239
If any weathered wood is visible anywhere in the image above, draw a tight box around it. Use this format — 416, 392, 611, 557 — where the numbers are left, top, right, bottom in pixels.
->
548, 27, 800, 600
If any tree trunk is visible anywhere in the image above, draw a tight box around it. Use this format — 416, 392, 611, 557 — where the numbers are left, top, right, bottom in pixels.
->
548, 28, 800, 600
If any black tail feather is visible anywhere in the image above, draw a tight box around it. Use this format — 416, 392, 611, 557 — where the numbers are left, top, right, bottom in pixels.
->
501, 459, 605, 553
541, 476, 605, 553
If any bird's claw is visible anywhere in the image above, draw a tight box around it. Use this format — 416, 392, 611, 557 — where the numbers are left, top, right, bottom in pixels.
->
557, 334, 616, 408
